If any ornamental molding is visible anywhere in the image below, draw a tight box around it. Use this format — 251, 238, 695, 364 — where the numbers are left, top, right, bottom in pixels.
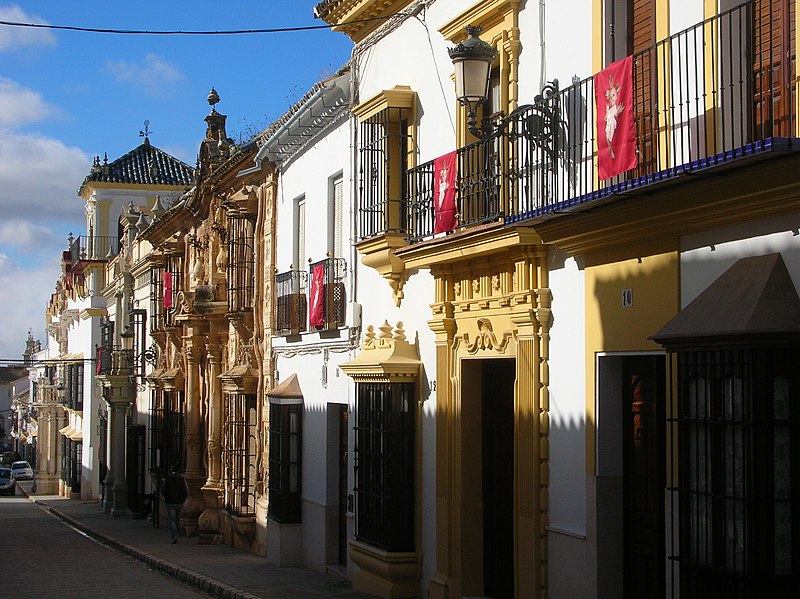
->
456, 317, 516, 355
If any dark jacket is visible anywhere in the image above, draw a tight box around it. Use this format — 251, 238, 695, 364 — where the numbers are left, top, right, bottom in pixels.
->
160, 472, 189, 504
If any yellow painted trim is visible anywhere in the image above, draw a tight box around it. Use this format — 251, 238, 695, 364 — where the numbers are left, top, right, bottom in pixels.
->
352, 86, 416, 121
438, 0, 521, 42
592, 0, 603, 74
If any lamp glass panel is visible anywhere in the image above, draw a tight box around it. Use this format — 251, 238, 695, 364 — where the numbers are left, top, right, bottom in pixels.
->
460, 59, 492, 103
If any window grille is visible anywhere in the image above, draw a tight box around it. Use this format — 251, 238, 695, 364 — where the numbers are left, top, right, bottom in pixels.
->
60, 437, 81, 493
149, 390, 185, 475
225, 393, 257, 516
227, 214, 256, 313
149, 265, 164, 331
163, 254, 182, 329
354, 381, 415, 552
268, 402, 302, 523
130, 308, 147, 379
667, 346, 799, 597
358, 108, 411, 240
96, 317, 114, 376
307, 257, 346, 330
275, 269, 308, 335
66, 362, 84, 412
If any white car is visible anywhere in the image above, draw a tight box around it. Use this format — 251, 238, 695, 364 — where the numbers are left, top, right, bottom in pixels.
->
10, 461, 33, 481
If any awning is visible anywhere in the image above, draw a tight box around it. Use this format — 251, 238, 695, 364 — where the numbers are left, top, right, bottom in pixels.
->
58, 424, 83, 441
651, 253, 800, 348
266, 373, 303, 405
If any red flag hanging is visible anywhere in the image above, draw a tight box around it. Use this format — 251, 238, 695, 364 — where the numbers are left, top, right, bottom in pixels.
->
433, 150, 458, 234
163, 271, 173, 309
594, 55, 637, 180
309, 263, 325, 328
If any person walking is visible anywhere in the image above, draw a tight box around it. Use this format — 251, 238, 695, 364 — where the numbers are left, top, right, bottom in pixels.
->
160, 468, 189, 543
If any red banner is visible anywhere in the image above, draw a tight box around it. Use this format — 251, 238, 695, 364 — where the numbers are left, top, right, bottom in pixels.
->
309, 263, 325, 328
594, 55, 637, 180
163, 271, 173, 309
433, 150, 458, 234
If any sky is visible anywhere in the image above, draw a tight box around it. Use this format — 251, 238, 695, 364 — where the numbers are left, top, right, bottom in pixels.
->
0, 2, 354, 362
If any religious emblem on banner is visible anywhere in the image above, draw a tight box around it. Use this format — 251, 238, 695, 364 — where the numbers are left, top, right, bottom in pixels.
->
433, 150, 458, 234
163, 271, 173, 309
594, 55, 637, 179
309, 262, 325, 328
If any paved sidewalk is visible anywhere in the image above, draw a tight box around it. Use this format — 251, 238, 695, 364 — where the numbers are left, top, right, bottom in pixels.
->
18, 482, 375, 599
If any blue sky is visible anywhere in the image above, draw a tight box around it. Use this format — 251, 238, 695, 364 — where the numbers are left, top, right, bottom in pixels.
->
0, 2, 353, 361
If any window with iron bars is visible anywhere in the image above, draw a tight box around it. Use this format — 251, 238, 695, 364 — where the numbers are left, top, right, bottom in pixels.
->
268, 402, 302, 523
225, 393, 257, 516
275, 269, 308, 335
163, 254, 182, 329
150, 264, 164, 331
149, 390, 185, 475
227, 214, 256, 313
96, 317, 114, 376
358, 107, 411, 240
668, 346, 800, 598
65, 362, 83, 412
307, 257, 346, 330
354, 381, 415, 552
60, 437, 81, 493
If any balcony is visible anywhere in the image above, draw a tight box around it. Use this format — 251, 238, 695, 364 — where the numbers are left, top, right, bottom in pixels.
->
275, 259, 347, 335
403, 1, 798, 245
275, 269, 308, 335
69, 235, 119, 266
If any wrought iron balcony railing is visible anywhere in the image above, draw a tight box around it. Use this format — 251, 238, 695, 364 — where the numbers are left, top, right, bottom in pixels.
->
308, 257, 347, 331
95, 345, 136, 377
405, 1, 795, 242
275, 269, 308, 335
69, 235, 119, 265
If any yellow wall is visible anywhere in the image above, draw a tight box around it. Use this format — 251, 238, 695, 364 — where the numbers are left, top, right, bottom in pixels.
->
584, 242, 679, 474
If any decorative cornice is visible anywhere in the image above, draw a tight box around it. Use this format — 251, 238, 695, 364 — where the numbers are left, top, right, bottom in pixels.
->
339, 320, 420, 382
352, 86, 416, 121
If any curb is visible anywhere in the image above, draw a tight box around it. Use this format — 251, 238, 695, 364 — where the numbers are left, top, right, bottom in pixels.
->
29, 494, 260, 599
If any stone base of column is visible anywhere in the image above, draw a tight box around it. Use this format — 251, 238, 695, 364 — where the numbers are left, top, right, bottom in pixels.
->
111, 481, 128, 517
179, 474, 206, 536
103, 476, 115, 513
198, 483, 224, 544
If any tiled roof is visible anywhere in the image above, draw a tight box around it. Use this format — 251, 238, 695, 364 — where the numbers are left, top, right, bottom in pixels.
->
80, 140, 195, 192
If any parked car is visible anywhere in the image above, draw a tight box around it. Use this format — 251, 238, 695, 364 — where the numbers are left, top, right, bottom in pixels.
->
0, 467, 15, 495
10, 461, 33, 481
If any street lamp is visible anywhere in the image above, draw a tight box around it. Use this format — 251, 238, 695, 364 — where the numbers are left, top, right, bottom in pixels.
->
448, 25, 497, 138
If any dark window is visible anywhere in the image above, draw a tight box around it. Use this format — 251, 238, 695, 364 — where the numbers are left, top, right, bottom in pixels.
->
227, 214, 256, 313
163, 254, 182, 329
149, 390, 185, 475
669, 347, 800, 597
66, 363, 83, 411
354, 381, 415, 552
225, 393, 257, 516
358, 108, 410, 239
149, 265, 164, 331
268, 402, 302, 523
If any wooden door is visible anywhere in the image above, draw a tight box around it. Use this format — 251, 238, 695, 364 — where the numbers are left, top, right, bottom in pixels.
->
630, 0, 658, 177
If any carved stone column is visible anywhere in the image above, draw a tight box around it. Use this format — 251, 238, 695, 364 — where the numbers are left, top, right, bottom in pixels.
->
100, 374, 134, 516
181, 332, 206, 535
198, 331, 225, 543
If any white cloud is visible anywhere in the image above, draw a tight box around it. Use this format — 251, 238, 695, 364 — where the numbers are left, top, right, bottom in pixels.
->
105, 53, 186, 97
0, 257, 59, 361
0, 77, 61, 127
0, 129, 88, 220
0, 219, 59, 248
0, 5, 57, 51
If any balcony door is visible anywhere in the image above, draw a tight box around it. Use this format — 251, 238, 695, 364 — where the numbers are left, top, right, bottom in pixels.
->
630, 0, 659, 178
753, 0, 795, 138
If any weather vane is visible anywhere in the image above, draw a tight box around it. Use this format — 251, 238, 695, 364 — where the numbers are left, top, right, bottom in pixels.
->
139, 120, 153, 143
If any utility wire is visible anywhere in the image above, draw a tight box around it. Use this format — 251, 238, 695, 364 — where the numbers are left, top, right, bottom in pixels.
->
0, 14, 398, 36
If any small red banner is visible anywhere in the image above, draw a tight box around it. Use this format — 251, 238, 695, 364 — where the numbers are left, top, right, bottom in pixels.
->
309, 263, 325, 328
594, 55, 637, 180
433, 150, 458, 234
163, 271, 173, 309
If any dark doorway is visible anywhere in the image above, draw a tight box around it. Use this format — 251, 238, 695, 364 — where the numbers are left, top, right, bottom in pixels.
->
482, 358, 516, 599
622, 355, 665, 598
127, 424, 146, 517
337, 404, 349, 566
